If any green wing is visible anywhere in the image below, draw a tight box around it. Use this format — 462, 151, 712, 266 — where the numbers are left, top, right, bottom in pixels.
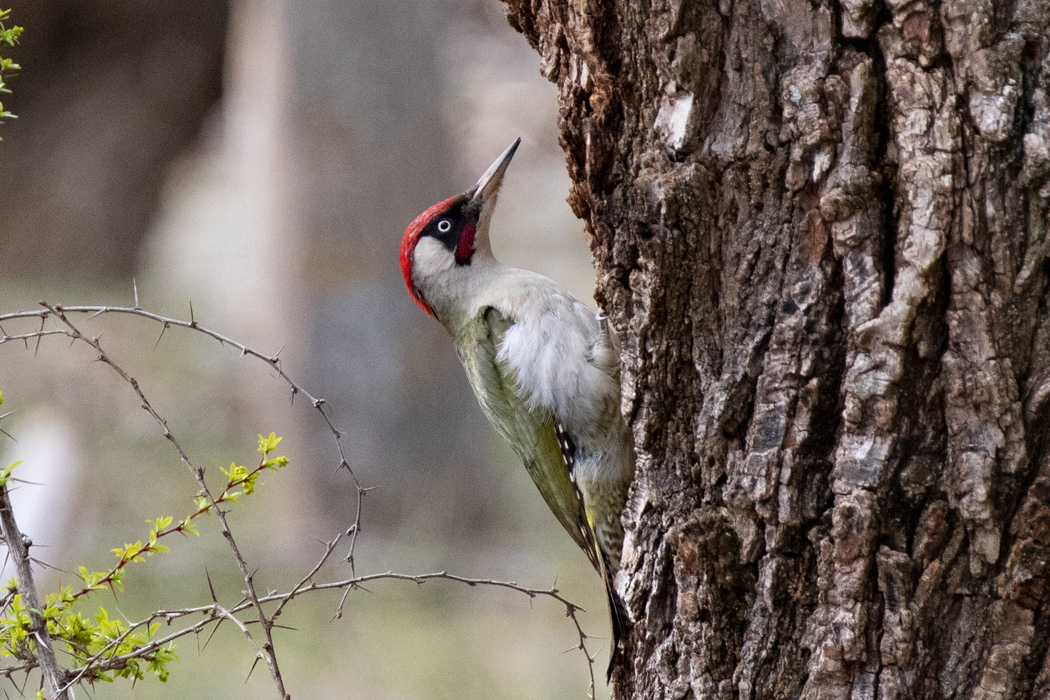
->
456, 306, 602, 574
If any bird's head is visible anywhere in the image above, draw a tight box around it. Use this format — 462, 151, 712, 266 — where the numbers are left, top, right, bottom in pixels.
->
400, 138, 520, 318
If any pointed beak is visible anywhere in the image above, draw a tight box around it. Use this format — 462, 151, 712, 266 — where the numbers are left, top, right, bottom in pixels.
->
468, 138, 521, 209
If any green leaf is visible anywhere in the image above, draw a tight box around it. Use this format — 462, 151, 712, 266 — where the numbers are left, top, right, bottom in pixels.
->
112, 541, 146, 564
180, 516, 199, 536
78, 567, 107, 591
0, 461, 21, 485
222, 462, 249, 484
258, 432, 282, 454
151, 516, 173, 532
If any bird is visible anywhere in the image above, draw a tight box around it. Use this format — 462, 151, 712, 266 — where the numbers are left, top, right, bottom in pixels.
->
399, 138, 635, 675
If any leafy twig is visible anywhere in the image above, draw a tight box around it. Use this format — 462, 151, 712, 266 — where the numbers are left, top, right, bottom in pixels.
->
0, 8, 22, 131
34, 303, 291, 699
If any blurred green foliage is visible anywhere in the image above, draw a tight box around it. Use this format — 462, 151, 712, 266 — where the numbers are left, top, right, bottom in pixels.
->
0, 8, 21, 127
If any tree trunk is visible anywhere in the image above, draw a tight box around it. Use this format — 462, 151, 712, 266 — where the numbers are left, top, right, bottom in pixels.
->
501, 0, 1050, 697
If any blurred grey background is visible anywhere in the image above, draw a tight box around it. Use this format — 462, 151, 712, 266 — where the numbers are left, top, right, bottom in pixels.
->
0, 0, 608, 697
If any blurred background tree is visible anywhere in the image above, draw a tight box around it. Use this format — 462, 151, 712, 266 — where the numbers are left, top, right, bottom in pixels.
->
0, 0, 227, 279
0, 0, 610, 697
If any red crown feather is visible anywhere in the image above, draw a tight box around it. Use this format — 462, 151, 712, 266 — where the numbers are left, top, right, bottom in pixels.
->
399, 194, 459, 317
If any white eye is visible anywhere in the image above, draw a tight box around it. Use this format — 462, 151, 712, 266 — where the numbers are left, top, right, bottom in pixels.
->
437, 219, 452, 233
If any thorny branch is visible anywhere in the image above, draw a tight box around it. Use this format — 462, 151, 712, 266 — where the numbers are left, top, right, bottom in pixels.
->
47, 533, 599, 698
0, 483, 69, 699
0, 302, 366, 563
33, 302, 293, 699
0, 299, 598, 697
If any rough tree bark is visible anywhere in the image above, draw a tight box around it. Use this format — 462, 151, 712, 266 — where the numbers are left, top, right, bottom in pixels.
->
501, 0, 1050, 698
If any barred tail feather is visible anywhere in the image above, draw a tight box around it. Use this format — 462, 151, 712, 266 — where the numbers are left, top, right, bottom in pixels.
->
600, 549, 628, 681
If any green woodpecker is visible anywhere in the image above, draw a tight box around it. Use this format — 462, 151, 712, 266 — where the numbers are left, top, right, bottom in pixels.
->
399, 139, 634, 673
